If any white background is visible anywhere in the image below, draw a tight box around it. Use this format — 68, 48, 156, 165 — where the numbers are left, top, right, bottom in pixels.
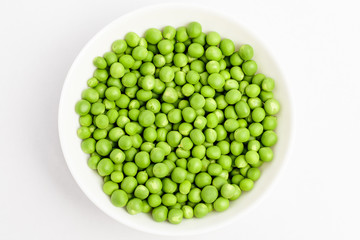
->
1, 0, 360, 239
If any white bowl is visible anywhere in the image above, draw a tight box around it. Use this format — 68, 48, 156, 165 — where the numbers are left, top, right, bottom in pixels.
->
58, 3, 294, 236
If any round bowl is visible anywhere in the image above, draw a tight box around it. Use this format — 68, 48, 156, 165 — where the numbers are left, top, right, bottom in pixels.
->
58, 3, 294, 236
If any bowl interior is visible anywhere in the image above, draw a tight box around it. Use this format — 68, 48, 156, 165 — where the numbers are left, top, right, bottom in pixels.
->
58, 4, 292, 236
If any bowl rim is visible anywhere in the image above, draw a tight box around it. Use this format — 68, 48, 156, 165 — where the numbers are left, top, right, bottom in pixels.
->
58, 2, 295, 236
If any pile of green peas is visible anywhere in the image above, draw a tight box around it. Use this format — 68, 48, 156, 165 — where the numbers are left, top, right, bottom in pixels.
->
75, 22, 280, 224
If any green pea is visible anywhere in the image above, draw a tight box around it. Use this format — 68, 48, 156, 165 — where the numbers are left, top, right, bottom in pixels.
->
208, 73, 225, 89
229, 184, 242, 201
103, 180, 119, 195
186, 22, 202, 38
230, 52, 243, 66
156, 128, 168, 142
172, 53, 188, 67
220, 183, 235, 199
121, 176, 138, 193
178, 137, 193, 151
181, 83, 195, 97
166, 131, 181, 147
262, 116, 277, 130
234, 128, 250, 143
189, 93, 205, 110
190, 129, 205, 146
239, 178, 254, 191
93, 68, 109, 82
181, 107, 196, 123
133, 151, 150, 169
168, 208, 183, 224
87, 77, 98, 88
144, 28, 162, 44
142, 200, 152, 213
79, 114, 92, 127
75, 100, 91, 116
118, 135, 132, 150
111, 170, 124, 183
133, 185, 149, 200
189, 30, 204, 44
213, 197, 229, 212
231, 174, 244, 185
248, 140, 261, 151
242, 60, 258, 76
212, 176, 227, 190
252, 73, 265, 85
162, 193, 177, 207
195, 172, 212, 188
97, 158, 114, 176
201, 185, 218, 203
162, 87, 178, 103
109, 149, 125, 164
264, 98, 280, 115
126, 198, 143, 215
95, 115, 109, 129
193, 116, 207, 130
77, 126, 91, 139
153, 163, 169, 178
171, 167, 187, 184
150, 147, 165, 163
248, 122, 264, 137
188, 188, 201, 203
174, 42, 186, 53
187, 43, 204, 58
260, 90, 274, 102
225, 89, 242, 105
87, 155, 100, 169
95, 139, 112, 156
147, 194, 161, 208
175, 192, 187, 204
208, 163, 223, 176
162, 25, 176, 39
204, 98, 217, 112
262, 77, 275, 91
219, 39, 235, 56
194, 203, 208, 218
123, 162, 138, 177
215, 125, 227, 141
248, 97, 262, 109
111, 189, 128, 207
261, 130, 278, 147
247, 167, 261, 181
152, 206, 168, 222
217, 141, 230, 155
81, 89, 99, 103
245, 84, 261, 98
125, 32, 140, 47
138, 110, 155, 127
205, 46, 222, 61
245, 150, 259, 165
235, 101, 250, 118
93, 56, 107, 69
230, 66, 244, 81
191, 60, 205, 73
145, 177, 162, 194
206, 146, 221, 160
239, 44, 254, 60
142, 128, 156, 143
182, 205, 194, 219
140, 62, 155, 75
259, 147, 274, 162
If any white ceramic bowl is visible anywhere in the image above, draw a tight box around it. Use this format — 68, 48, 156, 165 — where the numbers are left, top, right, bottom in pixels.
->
58, 3, 294, 236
